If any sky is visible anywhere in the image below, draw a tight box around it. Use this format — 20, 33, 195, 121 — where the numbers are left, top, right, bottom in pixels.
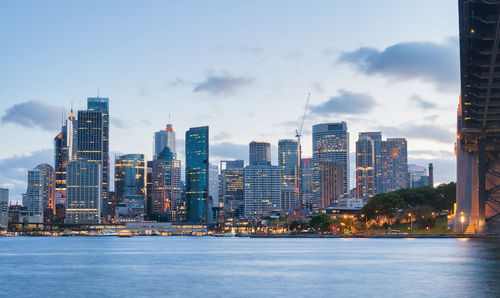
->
0, 0, 460, 203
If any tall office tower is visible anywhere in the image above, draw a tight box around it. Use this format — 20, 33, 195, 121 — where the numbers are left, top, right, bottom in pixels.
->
114, 154, 146, 219
319, 161, 344, 208
278, 139, 301, 210
301, 158, 313, 211
356, 132, 382, 199
243, 165, 281, 218
408, 164, 428, 188
209, 164, 219, 207
54, 109, 77, 205
0, 188, 8, 230
220, 160, 244, 171
77, 110, 104, 214
151, 147, 181, 220
186, 126, 209, 223
154, 123, 176, 159
428, 163, 434, 188
25, 169, 44, 223
35, 164, 56, 221
380, 138, 408, 193
312, 122, 349, 209
221, 166, 244, 218
87, 97, 110, 214
65, 159, 102, 224
249, 141, 271, 166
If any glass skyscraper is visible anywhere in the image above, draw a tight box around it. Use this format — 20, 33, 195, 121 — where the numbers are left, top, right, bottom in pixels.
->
35, 164, 55, 221
278, 139, 300, 188
380, 138, 409, 193
356, 132, 382, 199
301, 158, 313, 211
114, 154, 146, 219
249, 141, 271, 166
25, 169, 44, 223
185, 126, 209, 223
54, 109, 77, 205
154, 123, 175, 159
243, 165, 281, 218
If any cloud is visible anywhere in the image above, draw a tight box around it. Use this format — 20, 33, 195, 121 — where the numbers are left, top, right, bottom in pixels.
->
408, 158, 455, 184
410, 94, 437, 110
338, 41, 459, 91
0, 149, 53, 203
309, 89, 376, 116
111, 117, 130, 129
211, 142, 248, 162
380, 124, 455, 144
193, 74, 253, 95
1, 100, 65, 131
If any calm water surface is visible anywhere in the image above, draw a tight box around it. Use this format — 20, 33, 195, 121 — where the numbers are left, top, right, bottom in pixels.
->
0, 237, 499, 297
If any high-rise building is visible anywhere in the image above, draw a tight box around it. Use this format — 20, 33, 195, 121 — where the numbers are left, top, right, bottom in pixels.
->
114, 154, 146, 219
278, 139, 300, 188
0, 188, 8, 230
312, 122, 349, 209
380, 138, 409, 193
25, 169, 44, 223
356, 132, 382, 199
209, 164, 219, 207
281, 187, 299, 211
185, 126, 209, 223
87, 97, 110, 215
319, 161, 344, 208
220, 160, 244, 171
151, 147, 181, 221
54, 109, 77, 205
154, 123, 175, 159
249, 141, 271, 166
243, 165, 281, 218
408, 164, 427, 188
66, 159, 102, 224
35, 164, 55, 221
301, 158, 313, 211
221, 166, 244, 218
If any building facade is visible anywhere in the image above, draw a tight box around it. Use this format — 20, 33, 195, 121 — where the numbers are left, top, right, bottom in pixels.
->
243, 165, 281, 218
301, 158, 313, 211
319, 161, 344, 208
221, 167, 244, 218
0, 188, 8, 230
380, 138, 409, 193
65, 159, 102, 224
154, 123, 175, 159
209, 164, 219, 207
249, 141, 271, 166
356, 132, 382, 199
54, 109, 77, 205
185, 126, 209, 223
114, 154, 147, 219
24, 169, 44, 223
35, 164, 56, 221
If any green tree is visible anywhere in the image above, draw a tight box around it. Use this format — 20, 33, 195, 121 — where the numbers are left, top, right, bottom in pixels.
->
309, 214, 333, 233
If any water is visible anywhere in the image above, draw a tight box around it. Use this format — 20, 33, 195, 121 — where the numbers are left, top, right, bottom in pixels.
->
0, 237, 499, 297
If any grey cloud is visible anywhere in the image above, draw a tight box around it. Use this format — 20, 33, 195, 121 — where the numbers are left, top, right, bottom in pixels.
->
193, 74, 253, 95
1, 100, 65, 131
409, 149, 454, 160
111, 117, 130, 129
339, 41, 459, 91
381, 124, 455, 144
310, 90, 376, 116
211, 142, 248, 162
410, 94, 437, 110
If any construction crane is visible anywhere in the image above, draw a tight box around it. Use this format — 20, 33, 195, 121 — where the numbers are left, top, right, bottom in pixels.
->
295, 92, 310, 144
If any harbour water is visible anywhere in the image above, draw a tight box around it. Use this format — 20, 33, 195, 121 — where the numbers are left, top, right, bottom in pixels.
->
0, 237, 499, 297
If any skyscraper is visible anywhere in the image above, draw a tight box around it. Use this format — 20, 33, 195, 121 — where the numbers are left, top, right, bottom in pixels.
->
380, 138, 409, 193
87, 97, 110, 215
185, 126, 209, 223
25, 169, 44, 223
0, 188, 8, 230
319, 161, 344, 208
221, 166, 244, 218
312, 122, 349, 209
154, 123, 175, 159
249, 141, 271, 166
408, 164, 427, 188
151, 147, 181, 220
356, 132, 382, 199
278, 139, 300, 188
114, 154, 146, 219
35, 164, 55, 221
66, 159, 102, 224
244, 165, 281, 218
209, 164, 219, 207
301, 158, 313, 211
220, 160, 244, 171
54, 109, 77, 205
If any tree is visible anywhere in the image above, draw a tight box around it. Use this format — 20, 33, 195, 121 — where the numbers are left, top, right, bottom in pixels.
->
309, 214, 333, 233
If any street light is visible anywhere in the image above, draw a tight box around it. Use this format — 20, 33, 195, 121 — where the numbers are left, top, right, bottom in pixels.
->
408, 213, 413, 232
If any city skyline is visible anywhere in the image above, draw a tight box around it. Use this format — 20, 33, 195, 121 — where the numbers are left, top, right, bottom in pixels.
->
0, 1, 459, 203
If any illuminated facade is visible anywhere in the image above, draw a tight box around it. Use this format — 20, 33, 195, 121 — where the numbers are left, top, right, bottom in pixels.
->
209, 164, 219, 206
356, 132, 382, 199
154, 123, 175, 159
249, 141, 271, 166
380, 138, 408, 193
319, 161, 343, 208
312, 122, 349, 210
24, 169, 44, 223
66, 159, 102, 224
301, 158, 313, 211
0, 188, 9, 230
221, 167, 244, 218
152, 147, 181, 220
278, 139, 300, 187
35, 164, 56, 221
185, 126, 209, 223
87, 97, 110, 215
54, 109, 77, 205
220, 160, 244, 171
243, 165, 281, 218
114, 154, 146, 219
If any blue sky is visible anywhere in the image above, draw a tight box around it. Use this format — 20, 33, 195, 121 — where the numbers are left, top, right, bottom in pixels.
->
0, 1, 459, 202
